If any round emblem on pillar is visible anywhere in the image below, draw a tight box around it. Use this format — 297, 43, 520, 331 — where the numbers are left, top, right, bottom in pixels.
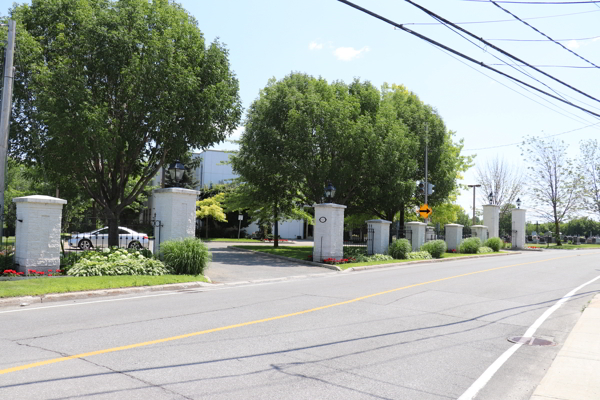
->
319, 217, 327, 223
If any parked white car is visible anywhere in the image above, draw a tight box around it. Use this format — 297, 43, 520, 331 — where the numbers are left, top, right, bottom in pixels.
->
67, 227, 149, 250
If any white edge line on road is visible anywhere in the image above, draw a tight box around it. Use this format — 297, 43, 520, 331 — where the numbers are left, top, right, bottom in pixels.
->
457, 274, 600, 400
0, 291, 183, 314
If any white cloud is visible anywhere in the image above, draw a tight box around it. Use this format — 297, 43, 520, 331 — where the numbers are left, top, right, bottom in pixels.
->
333, 46, 370, 61
566, 40, 580, 50
309, 41, 324, 51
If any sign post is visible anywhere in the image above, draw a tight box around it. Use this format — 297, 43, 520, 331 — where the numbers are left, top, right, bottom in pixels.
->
238, 214, 243, 239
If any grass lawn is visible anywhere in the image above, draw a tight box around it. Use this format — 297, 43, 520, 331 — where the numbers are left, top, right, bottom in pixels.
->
0, 275, 209, 298
234, 246, 508, 270
543, 243, 600, 250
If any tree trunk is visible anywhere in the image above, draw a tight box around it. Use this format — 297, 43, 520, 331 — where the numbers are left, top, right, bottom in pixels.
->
107, 216, 120, 248
273, 205, 279, 248
555, 220, 562, 246
400, 206, 405, 232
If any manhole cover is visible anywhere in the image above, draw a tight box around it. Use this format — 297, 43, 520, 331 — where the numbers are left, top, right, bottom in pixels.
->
508, 336, 557, 346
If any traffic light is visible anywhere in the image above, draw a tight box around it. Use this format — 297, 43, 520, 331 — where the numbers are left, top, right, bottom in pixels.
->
427, 183, 435, 195
417, 181, 424, 194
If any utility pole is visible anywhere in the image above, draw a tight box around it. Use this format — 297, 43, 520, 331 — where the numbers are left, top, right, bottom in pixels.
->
0, 20, 16, 241
424, 124, 429, 224
467, 184, 481, 226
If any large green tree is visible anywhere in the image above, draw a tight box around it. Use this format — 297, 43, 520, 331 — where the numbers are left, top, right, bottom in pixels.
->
9, 0, 242, 245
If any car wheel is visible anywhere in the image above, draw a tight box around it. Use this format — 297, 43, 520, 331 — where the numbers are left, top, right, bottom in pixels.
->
128, 241, 142, 249
79, 239, 93, 250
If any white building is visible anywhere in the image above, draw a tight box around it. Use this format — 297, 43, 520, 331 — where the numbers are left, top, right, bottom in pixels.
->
144, 150, 308, 240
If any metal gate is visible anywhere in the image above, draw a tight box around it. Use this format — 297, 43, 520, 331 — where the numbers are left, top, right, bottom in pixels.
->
366, 226, 375, 255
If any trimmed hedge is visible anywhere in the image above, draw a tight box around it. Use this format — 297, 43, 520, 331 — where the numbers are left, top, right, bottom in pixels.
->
484, 237, 503, 252
460, 237, 481, 254
420, 240, 447, 259
388, 239, 412, 260
160, 238, 211, 275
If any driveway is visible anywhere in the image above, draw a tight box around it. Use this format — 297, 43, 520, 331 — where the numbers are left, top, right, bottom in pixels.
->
203, 241, 334, 283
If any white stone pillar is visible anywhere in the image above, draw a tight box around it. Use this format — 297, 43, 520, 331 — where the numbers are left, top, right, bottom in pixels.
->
471, 225, 488, 244
445, 223, 463, 252
511, 209, 527, 249
406, 221, 426, 252
13, 195, 67, 274
366, 219, 392, 255
152, 188, 199, 253
313, 203, 346, 262
482, 204, 500, 238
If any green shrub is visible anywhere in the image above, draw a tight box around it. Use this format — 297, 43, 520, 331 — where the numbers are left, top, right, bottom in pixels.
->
406, 251, 432, 260
477, 246, 493, 254
68, 248, 170, 276
460, 237, 481, 254
388, 239, 412, 259
484, 237, 503, 252
160, 238, 211, 275
344, 247, 369, 262
420, 240, 447, 259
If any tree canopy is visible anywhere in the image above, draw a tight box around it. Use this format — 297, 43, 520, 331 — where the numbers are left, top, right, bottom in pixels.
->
232, 73, 471, 232
9, 0, 242, 245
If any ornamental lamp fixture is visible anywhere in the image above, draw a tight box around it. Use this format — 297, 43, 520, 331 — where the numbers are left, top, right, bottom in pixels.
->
516, 198, 522, 209
168, 160, 185, 183
324, 182, 336, 203
488, 191, 494, 205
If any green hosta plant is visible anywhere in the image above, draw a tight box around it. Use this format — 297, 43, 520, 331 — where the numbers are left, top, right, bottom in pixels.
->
406, 251, 433, 260
477, 246, 494, 254
367, 254, 393, 261
68, 249, 170, 276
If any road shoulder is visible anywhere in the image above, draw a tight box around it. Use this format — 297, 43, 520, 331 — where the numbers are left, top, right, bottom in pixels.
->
530, 294, 600, 400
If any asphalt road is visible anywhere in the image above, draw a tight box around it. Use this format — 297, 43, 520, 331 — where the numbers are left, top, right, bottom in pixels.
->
1, 250, 599, 399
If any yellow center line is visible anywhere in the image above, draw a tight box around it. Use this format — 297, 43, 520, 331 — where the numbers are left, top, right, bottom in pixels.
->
1, 252, 596, 375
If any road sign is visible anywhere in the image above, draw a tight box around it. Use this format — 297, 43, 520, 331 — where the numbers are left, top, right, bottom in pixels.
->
419, 204, 432, 219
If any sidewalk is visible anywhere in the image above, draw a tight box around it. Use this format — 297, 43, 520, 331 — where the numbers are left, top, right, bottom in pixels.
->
530, 294, 600, 400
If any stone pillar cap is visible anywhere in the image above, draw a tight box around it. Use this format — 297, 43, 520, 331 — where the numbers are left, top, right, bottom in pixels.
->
153, 187, 200, 195
312, 203, 347, 209
366, 219, 392, 224
406, 221, 427, 226
472, 225, 488, 228
13, 195, 67, 205
482, 204, 500, 208
445, 223, 464, 227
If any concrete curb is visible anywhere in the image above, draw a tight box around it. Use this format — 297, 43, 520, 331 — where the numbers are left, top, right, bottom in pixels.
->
0, 281, 214, 308
345, 251, 520, 271
530, 293, 600, 400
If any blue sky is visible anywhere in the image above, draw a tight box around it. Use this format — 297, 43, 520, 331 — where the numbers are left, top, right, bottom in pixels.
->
2, 0, 599, 218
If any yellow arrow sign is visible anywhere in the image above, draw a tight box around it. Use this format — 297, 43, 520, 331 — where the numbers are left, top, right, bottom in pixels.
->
419, 204, 432, 218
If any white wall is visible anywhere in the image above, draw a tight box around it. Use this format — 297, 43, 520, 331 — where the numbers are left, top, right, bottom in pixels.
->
193, 150, 237, 188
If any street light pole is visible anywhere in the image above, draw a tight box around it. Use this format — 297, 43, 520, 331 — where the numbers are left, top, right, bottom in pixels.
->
0, 20, 16, 241
467, 184, 481, 226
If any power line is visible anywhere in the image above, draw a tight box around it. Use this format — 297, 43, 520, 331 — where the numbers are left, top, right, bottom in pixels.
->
491, 1, 600, 68
486, 35, 600, 41
336, 0, 600, 118
462, 0, 600, 4
403, 9, 600, 25
488, 64, 595, 68
463, 122, 600, 151
403, 0, 600, 105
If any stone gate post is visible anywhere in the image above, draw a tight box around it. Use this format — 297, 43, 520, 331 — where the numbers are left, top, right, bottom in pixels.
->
13, 195, 67, 274
483, 204, 500, 238
366, 219, 392, 255
152, 188, 199, 253
444, 223, 463, 252
313, 203, 346, 262
511, 208, 527, 249
406, 221, 426, 252
471, 225, 488, 243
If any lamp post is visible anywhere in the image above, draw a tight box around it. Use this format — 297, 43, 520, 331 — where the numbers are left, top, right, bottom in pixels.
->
516, 198, 522, 209
168, 160, 185, 185
324, 182, 336, 203
467, 184, 481, 226
488, 191, 494, 205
